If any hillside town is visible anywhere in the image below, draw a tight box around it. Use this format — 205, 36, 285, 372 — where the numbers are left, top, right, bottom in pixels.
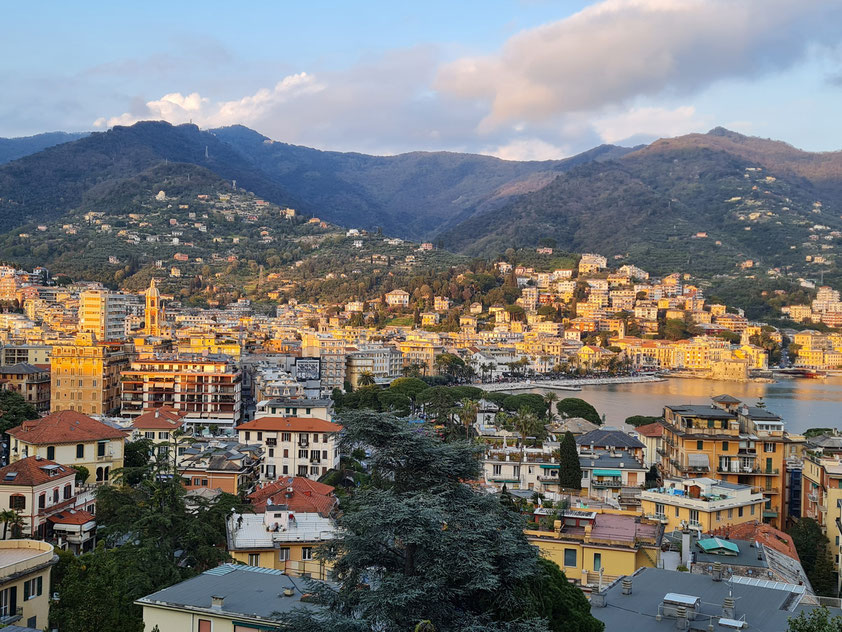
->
0, 241, 839, 631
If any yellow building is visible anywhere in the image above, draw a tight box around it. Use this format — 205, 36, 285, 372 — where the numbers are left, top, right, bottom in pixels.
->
137, 564, 308, 632
50, 333, 129, 415
640, 477, 765, 532
526, 509, 662, 589
0, 540, 56, 630
144, 278, 165, 337
801, 453, 842, 591
657, 396, 803, 529
78, 289, 127, 341
7, 410, 126, 484
176, 335, 241, 359
396, 337, 444, 375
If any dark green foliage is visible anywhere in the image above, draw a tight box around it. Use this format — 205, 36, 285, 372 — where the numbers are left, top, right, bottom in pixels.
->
557, 398, 601, 424
787, 606, 842, 632
0, 389, 39, 436
557, 431, 582, 490
71, 465, 89, 484
625, 415, 662, 427
645, 465, 660, 489
121, 438, 153, 486
280, 411, 601, 632
0, 131, 88, 164
501, 393, 546, 417
789, 518, 837, 596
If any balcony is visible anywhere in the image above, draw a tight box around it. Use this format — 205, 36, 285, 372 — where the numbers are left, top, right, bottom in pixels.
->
688, 520, 702, 529
591, 478, 623, 489
656, 447, 667, 457
537, 475, 560, 483
646, 513, 668, 523
680, 465, 710, 474
808, 492, 819, 503
763, 510, 779, 519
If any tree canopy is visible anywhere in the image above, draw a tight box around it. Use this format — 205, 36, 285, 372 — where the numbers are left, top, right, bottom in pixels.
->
557, 398, 601, 425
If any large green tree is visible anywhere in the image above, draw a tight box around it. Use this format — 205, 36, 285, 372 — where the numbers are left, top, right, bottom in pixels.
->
557, 398, 601, 425
788, 606, 842, 632
788, 518, 837, 596
557, 431, 582, 490
0, 390, 38, 436
281, 411, 602, 632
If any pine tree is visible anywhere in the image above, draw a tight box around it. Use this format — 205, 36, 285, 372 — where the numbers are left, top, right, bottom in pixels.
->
558, 431, 582, 490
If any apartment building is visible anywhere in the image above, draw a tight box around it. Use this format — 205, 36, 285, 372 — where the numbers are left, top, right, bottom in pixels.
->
78, 289, 128, 341
640, 477, 765, 532
7, 410, 126, 484
395, 337, 444, 375
801, 452, 842, 591
300, 332, 346, 391
129, 406, 187, 460
0, 540, 56, 630
656, 395, 804, 529
0, 344, 51, 366
120, 354, 242, 423
236, 416, 341, 481
178, 439, 262, 495
50, 333, 129, 416
345, 344, 403, 388
0, 364, 50, 412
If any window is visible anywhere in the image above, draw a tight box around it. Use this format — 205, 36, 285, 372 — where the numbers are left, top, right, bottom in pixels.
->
313, 434, 319, 443
722, 441, 729, 451
751, 504, 755, 515
675, 506, 679, 517
323, 450, 328, 460
728, 509, 733, 519
279, 548, 290, 561
23, 576, 42, 601
257, 432, 262, 441
302, 547, 313, 561
144, 432, 155, 439
299, 449, 309, 459
268, 449, 274, 458
10, 495, 25, 510
97, 442, 106, 457
158, 432, 168, 439
47, 446, 55, 460
63, 484, 72, 500
696, 440, 703, 450
76, 444, 84, 458
297, 465, 308, 476
738, 506, 743, 517
689, 509, 699, 524
245, 431, 251, 441
248, 553, 260, 566
283, 449, 289, 458
282, 433, 291, 442
53, 488, 59, 503
717, 511, 721, 521
493, 464, 502, 476
282, 466, 289, 475
193, 477, 201, 485
707, 419, 714, 429
38, 493, 45, 509
764, 442, 776, 453
593, 553, 602, 572
310, 466, 320, 475
0, 586, 17, 618
512, 466, 520, 479
198, 620, 211, 632
563, 549, 577, 567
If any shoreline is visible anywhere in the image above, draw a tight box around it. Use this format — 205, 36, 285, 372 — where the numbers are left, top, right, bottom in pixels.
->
477, 375, 667, 392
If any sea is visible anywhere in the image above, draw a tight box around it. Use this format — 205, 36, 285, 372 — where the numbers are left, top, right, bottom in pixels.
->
525, 376, 842, 435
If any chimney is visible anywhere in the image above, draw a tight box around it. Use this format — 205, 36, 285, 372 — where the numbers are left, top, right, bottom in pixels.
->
211, 595, 224, 609
675, 606, 688, 631
591, 590, 607, 608
622, 578, 632, 595
681, 529, 692, 568
282, 587, 295, 597
722, 596, 736, 619
713, 561, 722, 582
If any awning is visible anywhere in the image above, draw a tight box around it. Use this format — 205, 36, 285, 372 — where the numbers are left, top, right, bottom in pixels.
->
593, 469, 622, 477
688, 453, 710, 468
697, 537, 739, 555
539, 464, 560, 469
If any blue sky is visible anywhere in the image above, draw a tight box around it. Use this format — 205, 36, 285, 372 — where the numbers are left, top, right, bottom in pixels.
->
2, 0, 841, 158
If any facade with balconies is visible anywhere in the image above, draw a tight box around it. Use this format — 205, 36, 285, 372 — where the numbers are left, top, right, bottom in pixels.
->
800, 452, 842, 591
0, 540, 56, 630
640, 477, 765, 533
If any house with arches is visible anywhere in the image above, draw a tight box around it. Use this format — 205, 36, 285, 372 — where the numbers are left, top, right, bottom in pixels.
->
7, 410, 126, 484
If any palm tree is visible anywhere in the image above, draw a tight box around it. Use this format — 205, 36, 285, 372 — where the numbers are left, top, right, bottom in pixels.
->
543, 392, 558, 422
512, 407, 538, 488
7, 511, 24, 539
0, 510, 16, 540
457, 399, 480, 439
358, 371, 376, 387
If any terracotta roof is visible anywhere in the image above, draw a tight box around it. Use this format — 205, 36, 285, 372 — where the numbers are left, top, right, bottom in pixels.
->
8, 410, 127, 445
249, 477, 337, 515
48, 509, 95, 525
635, 422, 664, 437
0, 457, 74, 487
709, 521, 800, 561
236, 417, 342, 433
131, 406, 187, 430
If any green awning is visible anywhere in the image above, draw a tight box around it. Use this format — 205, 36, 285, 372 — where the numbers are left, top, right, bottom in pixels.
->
593, 469, 622, 477
697, 537, 740, 555
539, 464, 560, 469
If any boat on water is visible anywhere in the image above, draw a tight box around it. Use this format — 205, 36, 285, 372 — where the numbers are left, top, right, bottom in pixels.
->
774, 368, 828, 379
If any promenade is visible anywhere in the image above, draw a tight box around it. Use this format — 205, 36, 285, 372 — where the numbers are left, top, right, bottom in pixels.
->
476, 375, 667, 392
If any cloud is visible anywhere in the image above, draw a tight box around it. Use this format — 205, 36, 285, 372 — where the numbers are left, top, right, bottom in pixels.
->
593, 105, 705, 144
435, 0, 842, 131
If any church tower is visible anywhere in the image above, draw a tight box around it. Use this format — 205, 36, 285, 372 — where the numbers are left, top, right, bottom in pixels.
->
144, 278, 163, 336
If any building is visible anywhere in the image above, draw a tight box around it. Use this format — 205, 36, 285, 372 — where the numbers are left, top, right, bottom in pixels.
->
136, 564, 312, 632
384, 289, 410, 307
800, 451, 842, 590
656, 396, 803, 529
0, 457, 95, 547
300, 333, 346, 391
7, 410, 126, 484
120, 355, 242, 423
129, 406, 188, 460
0, 364, 50, 412
526, 510, 662, 589
50, 333, 129, 416
0, 345, 51, 367
256, 398, 332, 420
247, 477, 337, 514
144, 278, 165, 337
588, 566, 832, 632
640, 477, 765, 532
237, 417, 341, 481
344, 345, 402, 388
78, 289, 127, 341
178, 439, 262, 495
227, 499, 338, 579
0, 540, 56, 630
395, 338, 443, 375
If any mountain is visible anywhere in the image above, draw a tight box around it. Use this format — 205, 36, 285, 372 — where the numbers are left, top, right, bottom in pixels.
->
0, 121, 634, 239
0, 131, 89, 164
438, 129, 842, 277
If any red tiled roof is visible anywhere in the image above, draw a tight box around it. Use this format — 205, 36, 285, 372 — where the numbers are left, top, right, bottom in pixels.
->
236, 417, 341, 433
0, 457, 74, 487
709, 521, 800, 561
8, 410, 127, 445
635, 422, 664, 437
249, 477, 337, 515
48, 509, 96, 525
131, 406, 187, 430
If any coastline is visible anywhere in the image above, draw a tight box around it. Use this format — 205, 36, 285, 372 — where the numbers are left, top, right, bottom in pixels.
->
477, 375, 667, 392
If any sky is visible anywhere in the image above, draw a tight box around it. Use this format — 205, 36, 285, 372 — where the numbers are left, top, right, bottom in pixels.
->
2, 0, 842, 159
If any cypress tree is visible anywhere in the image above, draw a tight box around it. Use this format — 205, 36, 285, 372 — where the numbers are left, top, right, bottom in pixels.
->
558, 431, 582, 490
